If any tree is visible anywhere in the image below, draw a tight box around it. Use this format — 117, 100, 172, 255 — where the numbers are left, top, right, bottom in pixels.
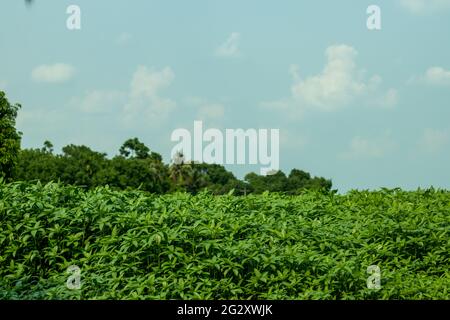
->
119, 138, 150, 159
244, 171, 288, 193
59, 144, 108, 187
169, 161, 206, 194
304, 177, 333, 192
245, 169, 332, 194
119, 138, 162, 161
196, 163, 241, 194
168, 153, 228, 194
14, 146, 60, 183
287, 169, 332, 193
0, 91, 22, 181
42, 140, 54, 154
103, 156, 170, 193
197, 163, 236, 185
244, 172, 264, 193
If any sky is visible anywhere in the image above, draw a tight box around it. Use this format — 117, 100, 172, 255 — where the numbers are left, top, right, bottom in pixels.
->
1, 0, 450, 192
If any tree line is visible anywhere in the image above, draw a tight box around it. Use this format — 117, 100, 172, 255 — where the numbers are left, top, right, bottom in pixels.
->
1, 91, 332, 195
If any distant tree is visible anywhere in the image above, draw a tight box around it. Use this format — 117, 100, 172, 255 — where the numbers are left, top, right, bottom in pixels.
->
287, 169, 332, 193
59, 145, 108, 187
11, 126, 334, 194
42, 140, 54, 154
103, 156, 170, 193
215, 179, 252, 196
185, 163, 209, 194
194, 163, 247, 195
244, 171, 288, 193
0, 91, 22, 181
119, 138, 150, 159
168, 154, 233, 194
14, 144, 59, 183
305, 177, 333, 192
265, 171, 289, 192
197, 163, 236, 185
245, 169, 332, 194
119, 138, 162, 162
168, 151, 187, 188
169, 161, 206, 194
244, 172, 263, 193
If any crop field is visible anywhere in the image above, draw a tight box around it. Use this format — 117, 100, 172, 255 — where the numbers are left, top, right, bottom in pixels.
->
0, 181, 449, 300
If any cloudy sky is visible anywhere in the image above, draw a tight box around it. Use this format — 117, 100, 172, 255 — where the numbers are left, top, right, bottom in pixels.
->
1, 0, 450, 191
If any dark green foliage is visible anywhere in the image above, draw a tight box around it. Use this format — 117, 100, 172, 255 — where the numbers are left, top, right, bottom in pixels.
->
14, 140, 171, 194
168, 162, 209, 194
197, 163, 236, 186
14, 139, 330, 195
287, 169, 332, 193
14, 147, 60, 183
0, 91, 22, 181
172, 163, 245, 195
104, 156, 170, 194
0, 182, 448, 299
119, 137, 162, 162
59, 145, 108, 187
245, 169, 332, 194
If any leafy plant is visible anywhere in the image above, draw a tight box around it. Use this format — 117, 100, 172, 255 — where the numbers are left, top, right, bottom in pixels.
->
0, 181, 448, 300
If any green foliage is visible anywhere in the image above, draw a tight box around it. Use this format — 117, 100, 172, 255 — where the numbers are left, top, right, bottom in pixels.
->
0, 181, 448, 300
167, 161, 252, 195
245, 169, 332, 194
59, 145, 109, 187
104, 156, 170, 194
14, 137, 332, 195
0, 91, 22, 181
14, 147, 60, 184
14, 140, 170, 194
119, 137, 161, 162
168, 162, 209, 194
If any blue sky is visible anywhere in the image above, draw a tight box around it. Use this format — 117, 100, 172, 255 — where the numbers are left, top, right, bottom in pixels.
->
1, 0, 450, 191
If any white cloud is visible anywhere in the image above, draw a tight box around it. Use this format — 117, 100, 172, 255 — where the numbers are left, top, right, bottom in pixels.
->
123, 66, 176, 122
409, 66, 450, 86
262, 45, 397, 117
186, 97, 225, 121
75, 90, 126, 114
340, 132, 395, 159
371, 88, 399, 109
215, 32, 241, 58
116, 32, 132, 45
198, 103, 225, 120
418, 128, 449, 153
31, 63, 75, 83
0, 80, 7, 90
399, 0, 450, 14
71, 66, 176, 123
291, 45, 367, 111
424, 67, 450, 86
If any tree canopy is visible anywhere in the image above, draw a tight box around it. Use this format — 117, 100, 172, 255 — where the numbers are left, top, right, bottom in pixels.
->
0, 91, 22, 181
14, 138, 333, 195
